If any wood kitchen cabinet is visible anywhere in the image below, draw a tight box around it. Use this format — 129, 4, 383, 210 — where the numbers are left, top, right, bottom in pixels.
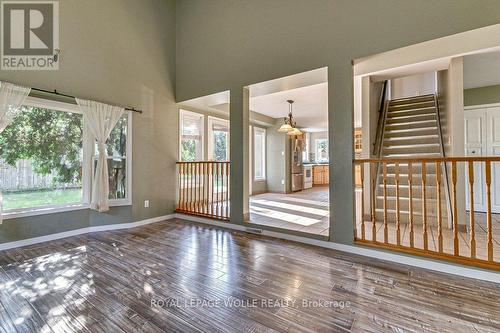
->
313, 165, 329, 185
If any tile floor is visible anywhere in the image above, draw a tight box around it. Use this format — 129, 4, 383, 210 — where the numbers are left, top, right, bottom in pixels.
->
249, 186, 330, 236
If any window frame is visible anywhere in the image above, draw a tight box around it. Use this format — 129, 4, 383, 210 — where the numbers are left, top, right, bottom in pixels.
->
91, 111, 133, 207
179, 109, 205, 161
253, 127, 266, 181
2, 96, 133, 219
207, 116, 230, 161
315, 138, 329, 163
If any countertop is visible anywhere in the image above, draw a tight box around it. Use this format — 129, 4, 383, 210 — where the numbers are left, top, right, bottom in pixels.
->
303, 162, 330, 166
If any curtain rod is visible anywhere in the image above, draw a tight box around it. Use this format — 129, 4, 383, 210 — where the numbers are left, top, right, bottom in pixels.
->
31, 87, 143, 114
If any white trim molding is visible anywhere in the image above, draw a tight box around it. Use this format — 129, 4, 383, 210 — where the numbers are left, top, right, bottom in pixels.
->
0, 214, 175, 252
464, 102, 500, 110
173, 213, 500, 284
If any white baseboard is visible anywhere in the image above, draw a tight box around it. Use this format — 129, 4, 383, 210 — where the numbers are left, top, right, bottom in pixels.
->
0, 214, 175, 252
173, 213, 500, 284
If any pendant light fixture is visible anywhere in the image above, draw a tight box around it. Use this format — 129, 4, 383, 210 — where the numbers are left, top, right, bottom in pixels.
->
278, 100, 302, 136
287, 127, 302, 136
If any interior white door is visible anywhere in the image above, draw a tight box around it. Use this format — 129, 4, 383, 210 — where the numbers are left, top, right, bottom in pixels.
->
487, 107, 500, 213
464, 109, 486, 212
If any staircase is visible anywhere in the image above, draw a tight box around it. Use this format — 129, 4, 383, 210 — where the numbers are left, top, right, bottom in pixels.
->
375, 94, 450, 225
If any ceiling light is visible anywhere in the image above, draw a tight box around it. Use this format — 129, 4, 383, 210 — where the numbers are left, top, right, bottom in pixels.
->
278, 123, 294, 132
287, 127, 302, 136
278, 100, 299, 133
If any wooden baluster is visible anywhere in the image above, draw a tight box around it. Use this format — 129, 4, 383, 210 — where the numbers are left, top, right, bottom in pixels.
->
221, 163, 225, 218
198, 163, 202, 213
422, 161, 428, 251
225, 163, 229, 219
199, 163, 203, 213
451, 161, 459, 256
179, 164, 184, 210
206, 162, 210, 215
354, 165, 358, 239
360, 163, 366, 241
486, 161, 494, 261
222, 163, 225, 218
370, 162, 377, 242
183, 163, 187, 210
436, 161, 443, 253
176, 164, 180, 210
183, 164, 186, 211
199, 163, 202, 214
216, 163, 220, 218
220, 163, 223, 218
201, 163, 205, 214
186, 163, 189, 212
383, 162, 388, 244
188, 163, 192, 212
227, 163, 231, 218
195, 163, 199, 213
468, 161, 476, 259
395, 162, 401, 246
408, 162, 414, 248
210, 162, 214, 217
193, 163, 197, 213
192, 163, 195, 212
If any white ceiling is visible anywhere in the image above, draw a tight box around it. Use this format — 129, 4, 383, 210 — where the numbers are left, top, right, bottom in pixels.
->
464, 50, 500, 89
179, 68, 329, 131
249, 82, 328, 132
178, 90, 230, 115
248, 67, 328, 98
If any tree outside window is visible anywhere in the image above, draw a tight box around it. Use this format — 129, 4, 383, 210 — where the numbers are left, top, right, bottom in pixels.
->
316, 139, 328, 162
0, 105, 83, 210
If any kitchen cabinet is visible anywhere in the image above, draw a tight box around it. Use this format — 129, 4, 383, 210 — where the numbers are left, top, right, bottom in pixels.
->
313, 165, 329, 185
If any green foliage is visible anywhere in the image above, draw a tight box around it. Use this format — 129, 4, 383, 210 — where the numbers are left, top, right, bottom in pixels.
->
106, 115, 127, 156
0, 106, 83, 185
181, 139, 196, 161
213, 131, 227, 161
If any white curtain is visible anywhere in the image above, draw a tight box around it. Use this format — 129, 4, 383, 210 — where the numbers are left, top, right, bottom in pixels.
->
76, 99, 124, 212
0, 82, 31, 224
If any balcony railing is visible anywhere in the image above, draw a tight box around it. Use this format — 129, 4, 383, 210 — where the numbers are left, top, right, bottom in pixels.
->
354, 156, 500, 270
176, 161, 230, 220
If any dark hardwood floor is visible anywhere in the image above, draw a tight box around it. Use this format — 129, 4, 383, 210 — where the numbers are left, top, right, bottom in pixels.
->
0, 219, 499, 333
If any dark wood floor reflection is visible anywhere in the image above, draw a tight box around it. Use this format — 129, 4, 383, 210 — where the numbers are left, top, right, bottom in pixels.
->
0, 219, 499, 332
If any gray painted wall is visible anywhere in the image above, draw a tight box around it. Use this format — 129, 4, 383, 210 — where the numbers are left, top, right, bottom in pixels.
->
464, 84, 500, 106
0, 0, 177, 243
176, 0, 500, 243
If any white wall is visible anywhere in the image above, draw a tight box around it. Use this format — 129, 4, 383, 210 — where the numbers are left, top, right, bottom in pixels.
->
391, 72, 437, 99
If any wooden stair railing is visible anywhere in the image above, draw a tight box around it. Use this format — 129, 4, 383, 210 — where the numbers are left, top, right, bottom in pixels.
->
355, 156, 500, 271
176, 161, 230, 220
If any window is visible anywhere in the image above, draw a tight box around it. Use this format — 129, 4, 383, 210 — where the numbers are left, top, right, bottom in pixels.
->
316, 139, 328, 163
254, 127, 266, 181
0, 102, 84, 212
93, 113, 131, 202
354, 129, 362, 153
180, 110, 204, 161
208, 117, 229, 161
0, 97, 132, 217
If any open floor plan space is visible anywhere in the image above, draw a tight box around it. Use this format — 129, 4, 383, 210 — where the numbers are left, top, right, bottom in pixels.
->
0, 220, 499, 333
250, 187, 329, 236
3, 1, 500, 332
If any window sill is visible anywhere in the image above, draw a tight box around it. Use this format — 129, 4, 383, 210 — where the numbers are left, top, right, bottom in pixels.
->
2, 200, 132, 219
254, 178, 266, 182
3, 204, 90, 220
